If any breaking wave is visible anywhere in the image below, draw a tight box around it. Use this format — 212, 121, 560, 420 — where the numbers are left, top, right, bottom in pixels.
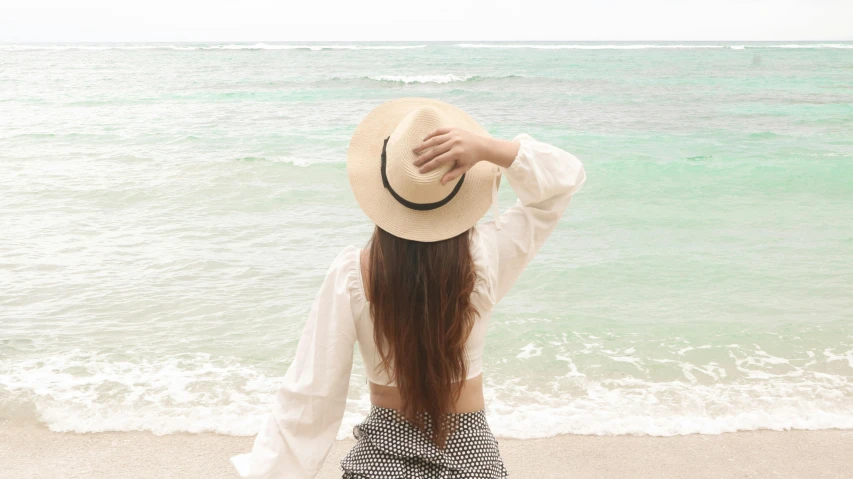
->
456, 43, 853, 50
0, 43, 427, 52
3, 342, 852, 438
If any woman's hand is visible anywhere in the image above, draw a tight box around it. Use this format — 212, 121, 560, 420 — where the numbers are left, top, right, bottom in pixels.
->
412, 127, 520, 185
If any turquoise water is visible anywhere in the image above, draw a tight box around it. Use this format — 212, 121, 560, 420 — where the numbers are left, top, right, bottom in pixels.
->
1, 42, 852, 438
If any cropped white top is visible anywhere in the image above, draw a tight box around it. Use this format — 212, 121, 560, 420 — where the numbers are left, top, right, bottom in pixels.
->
231, 134, 587, 479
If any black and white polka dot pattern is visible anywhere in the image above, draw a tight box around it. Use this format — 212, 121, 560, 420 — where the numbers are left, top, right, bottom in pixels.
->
340, 405, 508, 478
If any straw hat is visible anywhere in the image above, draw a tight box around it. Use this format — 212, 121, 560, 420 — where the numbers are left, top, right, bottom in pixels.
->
347, 98, 501, 242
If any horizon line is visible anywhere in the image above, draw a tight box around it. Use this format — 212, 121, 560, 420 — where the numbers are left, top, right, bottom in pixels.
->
3, 39, 853, 44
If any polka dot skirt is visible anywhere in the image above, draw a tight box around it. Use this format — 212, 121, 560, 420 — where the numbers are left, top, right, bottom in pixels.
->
340, 405, 508, 478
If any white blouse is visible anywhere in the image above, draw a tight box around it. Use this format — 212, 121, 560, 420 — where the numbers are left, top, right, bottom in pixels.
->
231, 134, 587, 479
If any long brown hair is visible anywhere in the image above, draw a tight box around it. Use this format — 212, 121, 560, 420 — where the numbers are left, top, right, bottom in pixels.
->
365, 225, 479, 449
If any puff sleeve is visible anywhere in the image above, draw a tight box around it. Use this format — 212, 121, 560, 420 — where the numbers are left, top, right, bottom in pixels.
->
472, 134, 587, 306
231, 246, 361, 479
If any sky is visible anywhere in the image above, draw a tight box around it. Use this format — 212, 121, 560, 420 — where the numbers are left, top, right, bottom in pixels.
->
1, 0, 851, 42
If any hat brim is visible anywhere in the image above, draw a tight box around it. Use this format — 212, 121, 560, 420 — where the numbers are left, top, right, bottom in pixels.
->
347, 97, 498, 242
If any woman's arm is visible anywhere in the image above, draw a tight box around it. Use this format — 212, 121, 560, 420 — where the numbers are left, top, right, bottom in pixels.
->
231, 247, 360, 479
415, 129, 587, 305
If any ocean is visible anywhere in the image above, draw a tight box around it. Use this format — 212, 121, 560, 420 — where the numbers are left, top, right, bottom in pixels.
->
1, 42, 852, 440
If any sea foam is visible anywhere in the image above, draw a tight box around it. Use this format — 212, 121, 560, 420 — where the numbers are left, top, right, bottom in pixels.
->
3, 347, 852, 439
367, 74, 473, 84
3, 43, 851, 52
0, 44, 428, 52
456, 43, 853, 50
456, 44, 728, 50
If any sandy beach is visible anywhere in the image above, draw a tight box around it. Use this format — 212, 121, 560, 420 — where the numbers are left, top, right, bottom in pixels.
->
2, 423, 851, 479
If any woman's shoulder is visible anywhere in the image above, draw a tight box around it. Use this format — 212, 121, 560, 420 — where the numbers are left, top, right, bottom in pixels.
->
329, 244, 360, 266
324, 245, 367, 303
469, 227, 499, 309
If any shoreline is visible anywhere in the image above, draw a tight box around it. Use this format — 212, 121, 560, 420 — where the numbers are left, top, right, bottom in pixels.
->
2, 422, 852, 478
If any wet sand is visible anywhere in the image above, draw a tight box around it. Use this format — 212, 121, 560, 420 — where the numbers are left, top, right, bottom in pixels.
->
2, 423, 851, 478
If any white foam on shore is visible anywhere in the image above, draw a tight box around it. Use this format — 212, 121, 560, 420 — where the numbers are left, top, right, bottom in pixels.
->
3, 348, 853, 439
483, 377, 853, 438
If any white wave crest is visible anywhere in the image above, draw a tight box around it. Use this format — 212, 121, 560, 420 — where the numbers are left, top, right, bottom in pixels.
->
214, 43, 427, 51
3, 348, 853, 438
0, 43, 428, 52
0, 45, 160, 51
3, 43, 851, 52
0, 349, 372, 438
767, 44, 853, 49
456, 43, 853, 50
456, 44, 727, 50
484, 373, 853, 438
368, 74, 473, 84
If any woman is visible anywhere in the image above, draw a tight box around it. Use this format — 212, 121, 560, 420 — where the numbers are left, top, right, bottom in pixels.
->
231, 98, 587, 478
